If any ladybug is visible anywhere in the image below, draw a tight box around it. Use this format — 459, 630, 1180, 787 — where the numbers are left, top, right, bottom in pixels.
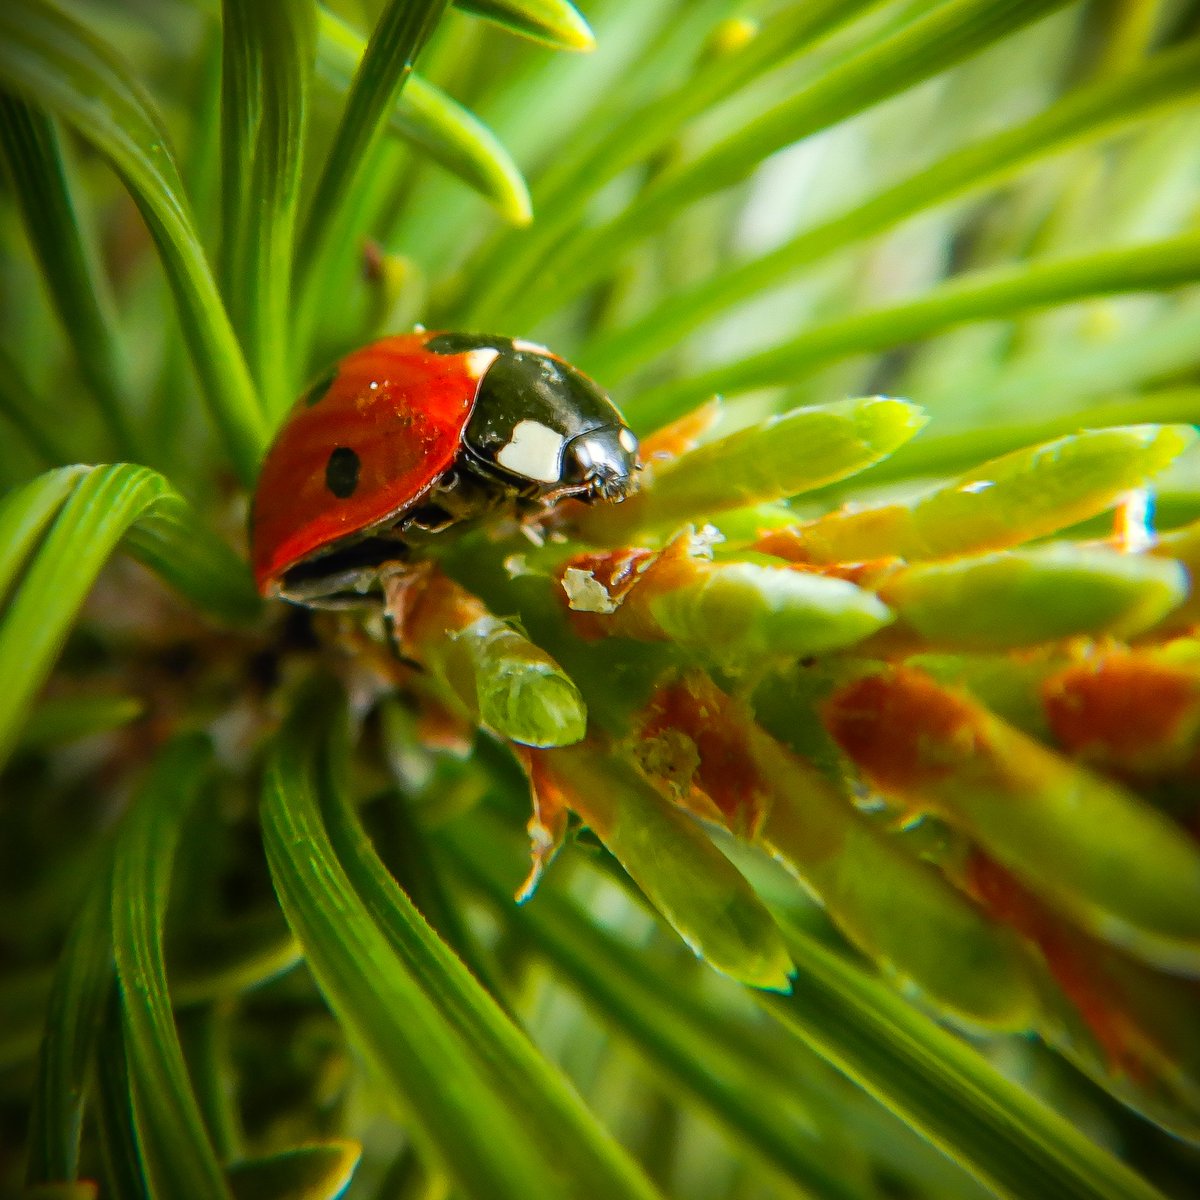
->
250, 331, 641, 606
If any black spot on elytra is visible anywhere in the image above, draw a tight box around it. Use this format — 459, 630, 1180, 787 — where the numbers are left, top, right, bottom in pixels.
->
426, 332, 514, 356
305, 370, 337, 406
325, 446, 360, 498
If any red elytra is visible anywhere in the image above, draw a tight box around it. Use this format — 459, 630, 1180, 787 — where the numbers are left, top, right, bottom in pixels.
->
250, 332, 493, 595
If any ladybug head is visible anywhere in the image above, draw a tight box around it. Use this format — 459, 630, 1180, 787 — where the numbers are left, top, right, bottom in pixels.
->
561, 424, 640, 502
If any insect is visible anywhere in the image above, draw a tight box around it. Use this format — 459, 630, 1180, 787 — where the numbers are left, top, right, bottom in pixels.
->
250, 331, 641, 606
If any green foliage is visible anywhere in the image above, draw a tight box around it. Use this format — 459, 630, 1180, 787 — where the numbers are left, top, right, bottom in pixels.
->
3, 2, 1200, 1199
218, 0, 316, 417
0, 0, 268, 482
262, 688, 658, 1200
317, 7, 533, 223
0, 464, 258, 770
590, 395, 929, 537
112, 736, 231, 1198
0, 97, 139, 457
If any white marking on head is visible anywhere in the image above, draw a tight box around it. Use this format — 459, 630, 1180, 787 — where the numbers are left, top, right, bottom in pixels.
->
512, 338, 552, 356
618, 427, 639, 453
496, 419, 566, 483
464, 347, 501, 379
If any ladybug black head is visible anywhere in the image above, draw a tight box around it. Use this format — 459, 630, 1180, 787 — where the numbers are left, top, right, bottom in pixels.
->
561, 424, 640, 501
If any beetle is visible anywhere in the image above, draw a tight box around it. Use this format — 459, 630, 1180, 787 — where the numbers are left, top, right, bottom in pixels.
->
250, 331, 641, 606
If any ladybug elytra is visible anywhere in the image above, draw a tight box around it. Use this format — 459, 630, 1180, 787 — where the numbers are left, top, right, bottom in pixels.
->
250, 331, 640, 606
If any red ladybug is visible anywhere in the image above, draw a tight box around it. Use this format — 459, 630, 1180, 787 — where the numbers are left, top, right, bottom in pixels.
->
250, 331, 641, 606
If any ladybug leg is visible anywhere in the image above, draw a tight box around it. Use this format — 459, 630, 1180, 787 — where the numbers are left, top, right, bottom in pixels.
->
379, 560, 437, 636
381, 607, 425, 672
402, 466, 504, 536
527, 480, 591, 507
403, 476, 461, 534
514, 488, 590, 543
